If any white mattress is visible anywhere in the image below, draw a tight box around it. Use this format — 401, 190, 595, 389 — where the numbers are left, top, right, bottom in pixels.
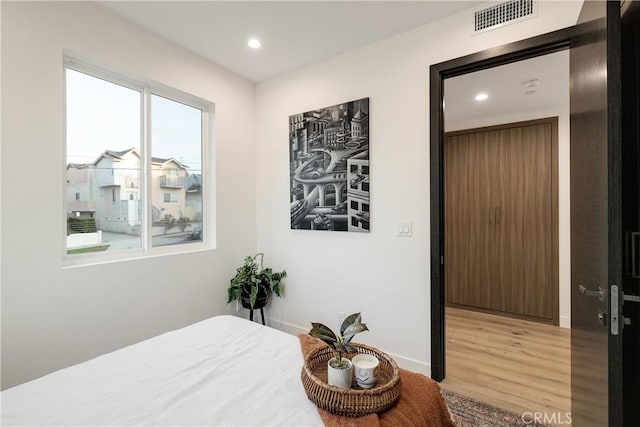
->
1, 315, 323, 426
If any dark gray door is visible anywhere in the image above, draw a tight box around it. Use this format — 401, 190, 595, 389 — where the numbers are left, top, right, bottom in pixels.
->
570, 1, 623, 426
621, 1, 640, 425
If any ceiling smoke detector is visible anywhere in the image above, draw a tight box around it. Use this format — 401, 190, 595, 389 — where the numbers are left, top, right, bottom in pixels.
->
523, 78, 541, 95
523, 78, 541, 88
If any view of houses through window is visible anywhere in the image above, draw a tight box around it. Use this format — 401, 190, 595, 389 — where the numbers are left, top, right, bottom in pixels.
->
65, 66, 204, 256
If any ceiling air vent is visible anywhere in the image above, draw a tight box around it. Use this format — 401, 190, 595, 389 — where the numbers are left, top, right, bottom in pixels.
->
474, 0, 537, 33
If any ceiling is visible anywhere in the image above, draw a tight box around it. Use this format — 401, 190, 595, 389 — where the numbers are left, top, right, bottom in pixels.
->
444, 50, 570, 127
99, 1, 477, 82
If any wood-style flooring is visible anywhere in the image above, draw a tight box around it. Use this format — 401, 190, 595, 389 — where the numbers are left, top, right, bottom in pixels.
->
440, 307, 571, 426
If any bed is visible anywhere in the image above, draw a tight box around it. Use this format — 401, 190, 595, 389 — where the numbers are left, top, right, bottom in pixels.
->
1, 315, 324, 426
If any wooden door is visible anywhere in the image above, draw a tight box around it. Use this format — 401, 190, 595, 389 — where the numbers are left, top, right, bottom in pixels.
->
570, 1, 623, 425
444, 131, 499, 310
499, 122, 556, 320
445, 118, 558, 324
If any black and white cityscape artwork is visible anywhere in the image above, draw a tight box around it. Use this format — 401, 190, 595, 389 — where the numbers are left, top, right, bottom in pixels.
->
289, 98, 370, 232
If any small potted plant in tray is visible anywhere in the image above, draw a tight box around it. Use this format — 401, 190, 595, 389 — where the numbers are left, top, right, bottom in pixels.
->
309, 312, 369, 389
227, 253, 286, 323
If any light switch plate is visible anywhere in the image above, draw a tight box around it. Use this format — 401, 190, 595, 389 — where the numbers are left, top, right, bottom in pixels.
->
397, 221, 412, 237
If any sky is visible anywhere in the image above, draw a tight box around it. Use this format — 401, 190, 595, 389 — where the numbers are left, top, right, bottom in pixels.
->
66, 69, 202, 173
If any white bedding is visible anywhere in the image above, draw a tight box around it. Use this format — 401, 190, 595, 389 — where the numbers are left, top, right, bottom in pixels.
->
1, 315, 323, 426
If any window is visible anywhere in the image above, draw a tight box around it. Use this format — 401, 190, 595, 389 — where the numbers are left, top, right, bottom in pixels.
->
362, 182, 370, 192
163, 192, 178, 203
65, 60, 210, 260
362, 203, 370, 212
350, 200, 359, 210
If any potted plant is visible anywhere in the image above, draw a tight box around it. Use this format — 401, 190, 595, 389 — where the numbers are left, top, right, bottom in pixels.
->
227, 253, 286, 317
309, 312, 369, 389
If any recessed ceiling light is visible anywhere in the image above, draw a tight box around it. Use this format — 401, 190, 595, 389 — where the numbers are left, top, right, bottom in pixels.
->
248, 38, 261, 49
475, 93, 488, 101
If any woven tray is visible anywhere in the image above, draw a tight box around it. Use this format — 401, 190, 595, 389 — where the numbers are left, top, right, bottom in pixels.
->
301, 342, 402, 417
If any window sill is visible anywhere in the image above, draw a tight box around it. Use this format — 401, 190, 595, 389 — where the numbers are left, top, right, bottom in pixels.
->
62, 241, 214, 269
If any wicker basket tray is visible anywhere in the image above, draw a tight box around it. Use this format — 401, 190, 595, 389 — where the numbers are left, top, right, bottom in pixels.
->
301, 342, 402, 417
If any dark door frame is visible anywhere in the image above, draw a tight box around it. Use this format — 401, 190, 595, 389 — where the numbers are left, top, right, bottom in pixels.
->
429, 26, 575, 382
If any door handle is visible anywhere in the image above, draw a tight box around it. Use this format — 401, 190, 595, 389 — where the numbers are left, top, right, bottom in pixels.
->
632, 232, 640, 278
611, 285, 619, 335
495, 207, 501, 225
579, 285, 605, 302
624, 231, 640, 277
623, 293, 640, 303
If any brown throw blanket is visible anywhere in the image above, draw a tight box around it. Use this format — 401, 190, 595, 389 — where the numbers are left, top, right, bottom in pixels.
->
299, 335, 456, 427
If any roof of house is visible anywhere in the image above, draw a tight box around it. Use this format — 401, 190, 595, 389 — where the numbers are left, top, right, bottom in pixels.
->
92, 147, 137, 165
105, 148, 135, 158
151, 156, 188, 169
66, 163, 90, 169
91, 148, 188, 169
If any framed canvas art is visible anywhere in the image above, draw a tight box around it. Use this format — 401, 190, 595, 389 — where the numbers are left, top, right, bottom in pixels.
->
289, 98, 369, 232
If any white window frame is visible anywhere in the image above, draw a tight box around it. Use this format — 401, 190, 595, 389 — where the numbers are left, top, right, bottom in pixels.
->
163, 192, 178, 203
63, 57, 215, 267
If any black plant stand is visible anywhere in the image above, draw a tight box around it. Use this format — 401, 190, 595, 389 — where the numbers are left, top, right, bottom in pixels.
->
241, 292, 267, 326
249, 308, 266, 325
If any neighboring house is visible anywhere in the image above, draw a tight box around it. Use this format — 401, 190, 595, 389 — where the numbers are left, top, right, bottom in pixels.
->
90, 148, 142, 234
150, 156, 188, 222
184, 174, 202, 221
65, 163, 96, 217
66, 148, 192, 234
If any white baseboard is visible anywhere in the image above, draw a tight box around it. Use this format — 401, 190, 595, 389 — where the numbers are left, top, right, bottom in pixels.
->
268, 318, 431, 377
560, 316, 571, 329
268, 317, 307, 336
385, 352, 431, 376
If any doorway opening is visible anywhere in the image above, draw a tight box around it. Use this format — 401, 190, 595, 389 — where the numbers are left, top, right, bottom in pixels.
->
432, 3, 638, 425
431, 29, 571, 422
440, 50, 570, 418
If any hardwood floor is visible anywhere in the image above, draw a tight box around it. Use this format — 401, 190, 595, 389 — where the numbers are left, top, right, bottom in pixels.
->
440, 307, 571, 426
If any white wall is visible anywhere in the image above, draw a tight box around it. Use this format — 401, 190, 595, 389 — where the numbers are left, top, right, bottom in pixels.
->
256, 2, 581, 374
447, 106, 571, 329
1, 0, 582, 389
1, 1, 256, 389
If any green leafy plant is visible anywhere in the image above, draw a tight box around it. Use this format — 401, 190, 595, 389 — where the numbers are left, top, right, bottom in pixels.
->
309, 312, 369, 368
227, 253, 286, 309
67, 216, 97, 234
